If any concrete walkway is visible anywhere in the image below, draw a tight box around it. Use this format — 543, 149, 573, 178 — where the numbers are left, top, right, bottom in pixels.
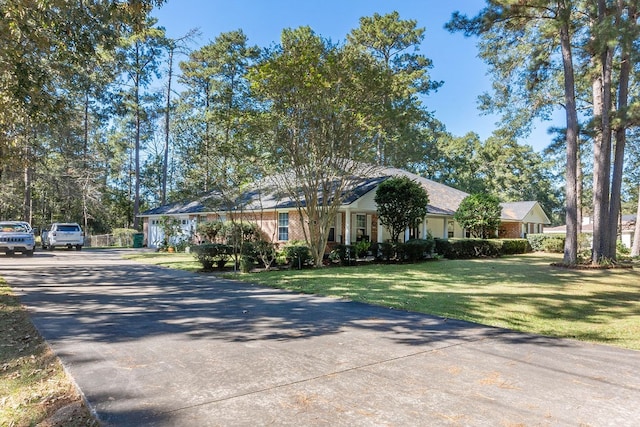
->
2, 249, 639, 426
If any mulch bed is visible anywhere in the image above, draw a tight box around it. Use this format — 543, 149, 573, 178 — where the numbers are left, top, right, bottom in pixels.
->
551, 262, 634, 270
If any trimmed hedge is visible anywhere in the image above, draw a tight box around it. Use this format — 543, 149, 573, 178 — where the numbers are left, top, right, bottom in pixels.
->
281, 241, 312, 269
403, 238, 436, 262
527, 234, 565, 252
434, 238, 530, 259
501, 239, 532, 255
192, 243, 233, 270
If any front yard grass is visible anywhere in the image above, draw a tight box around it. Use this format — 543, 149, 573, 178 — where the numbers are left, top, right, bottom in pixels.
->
122, 251, 202, 272
127, 251, 640, 350
0, 278, 98, 426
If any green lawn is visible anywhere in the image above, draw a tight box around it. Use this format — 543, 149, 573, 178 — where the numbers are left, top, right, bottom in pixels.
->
0, 279, 98, 426
122, 251, 203, 272
126, 251, 640, 350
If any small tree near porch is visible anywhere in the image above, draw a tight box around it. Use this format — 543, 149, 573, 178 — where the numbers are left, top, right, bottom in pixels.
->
454, 193, 501, 239
375, 176, 429, 243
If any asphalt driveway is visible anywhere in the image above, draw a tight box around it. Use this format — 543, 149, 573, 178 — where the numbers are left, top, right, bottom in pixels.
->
2, 249, 639, 426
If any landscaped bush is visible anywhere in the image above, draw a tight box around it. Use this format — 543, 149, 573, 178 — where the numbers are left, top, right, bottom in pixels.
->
112, 228, 137, 247
377, 242, 396, 261
528, 234, 566, 252
330, 244, 356, 265
500, 239, 531, 255
403, 238, 436, 262
191, 243, 233, 271
354, 240, 371, 258
281, 241, 312, 269
542, 238, 565, 253
435, 239, 500, 259
434, 238, 453, 258
436, 237, 530, 258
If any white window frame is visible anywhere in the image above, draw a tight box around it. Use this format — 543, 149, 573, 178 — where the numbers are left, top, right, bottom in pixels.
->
278, 212, 289, 241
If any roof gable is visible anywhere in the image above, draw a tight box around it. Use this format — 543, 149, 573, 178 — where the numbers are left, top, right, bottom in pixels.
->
500, 201, 551, 224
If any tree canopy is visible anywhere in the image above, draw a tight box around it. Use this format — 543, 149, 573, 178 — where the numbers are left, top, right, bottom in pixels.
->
453, 193, 502, 239
374, 176, 429, 243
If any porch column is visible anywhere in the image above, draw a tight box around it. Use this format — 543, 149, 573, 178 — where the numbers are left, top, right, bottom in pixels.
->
443, 217, 448, 239
404, 228, 410, 242
422, 218, 427, 239
377, 217, 383, 243
345, 208, 351, 245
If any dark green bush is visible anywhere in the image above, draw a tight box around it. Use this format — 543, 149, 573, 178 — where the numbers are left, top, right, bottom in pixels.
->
282, 241, 312, 269
192, 243, 233, 270
434, 238, 453, 258
403, 238, 436, 262
543, 238, 565, 253
500, 239, 531, 255
331, 244, 355, 265
378, 242, 396, 261
439, 239, 500, 259
527, 233, 548, 251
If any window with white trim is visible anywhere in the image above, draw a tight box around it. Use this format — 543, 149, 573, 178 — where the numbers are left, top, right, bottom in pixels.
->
278, 213, 289, 241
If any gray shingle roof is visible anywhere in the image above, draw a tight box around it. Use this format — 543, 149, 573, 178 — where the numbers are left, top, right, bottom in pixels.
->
140, 166, 544, 222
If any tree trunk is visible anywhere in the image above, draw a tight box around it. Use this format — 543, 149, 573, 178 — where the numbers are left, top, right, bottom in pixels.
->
608, 1, 636, 260
133, 43, 141, 230
591, 0, 614, 263
162, 46, 174, 205
559, 4, 579, 265
632, 184, 640, 257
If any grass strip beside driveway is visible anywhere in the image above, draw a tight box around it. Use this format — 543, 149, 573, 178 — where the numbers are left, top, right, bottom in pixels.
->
128, 252, 640, 350
0, 278, 99, 427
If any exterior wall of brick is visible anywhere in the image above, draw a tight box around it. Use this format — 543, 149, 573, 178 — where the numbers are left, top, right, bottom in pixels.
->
499, 221, 522, 238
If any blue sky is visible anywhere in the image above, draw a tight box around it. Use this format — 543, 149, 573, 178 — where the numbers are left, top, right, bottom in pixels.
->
152, 0, 563, 152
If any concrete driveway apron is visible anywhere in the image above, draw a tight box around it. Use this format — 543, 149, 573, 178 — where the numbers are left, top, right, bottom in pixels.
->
2, 249, 639, 426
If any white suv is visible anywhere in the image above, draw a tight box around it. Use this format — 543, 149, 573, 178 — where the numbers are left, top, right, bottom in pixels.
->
0, 221, 35, 256
43, 222, 84, 251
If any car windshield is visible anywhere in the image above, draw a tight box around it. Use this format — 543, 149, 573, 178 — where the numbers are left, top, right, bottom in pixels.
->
58, 225, 80, 232
0, 224, 27, 232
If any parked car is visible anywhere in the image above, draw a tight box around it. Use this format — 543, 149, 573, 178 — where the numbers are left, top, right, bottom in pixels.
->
0, 221, 35, 256
43, 222, 84, 251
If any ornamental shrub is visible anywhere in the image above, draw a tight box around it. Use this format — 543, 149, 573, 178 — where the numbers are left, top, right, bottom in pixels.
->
403, 237, 436, 262
543, 238, 565, 253
331, 244, 355, 266
282, 241, 312, 269
500, 239, 531, 255
434, 238, 453, 258
192, 243, 233, 270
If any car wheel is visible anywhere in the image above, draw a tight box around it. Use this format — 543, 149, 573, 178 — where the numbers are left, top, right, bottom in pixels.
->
6, 250, 15, 256
76, 245, 82, 251
49, 245, 55, 251
25, 250, 34, 257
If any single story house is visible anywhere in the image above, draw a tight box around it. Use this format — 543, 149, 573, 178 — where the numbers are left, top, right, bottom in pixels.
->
139, 166, 551, 249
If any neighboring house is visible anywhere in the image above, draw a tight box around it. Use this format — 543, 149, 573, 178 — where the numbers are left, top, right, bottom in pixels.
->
544, 214, 637, 249
498, 201, 551, 238
139, 166, 551, 249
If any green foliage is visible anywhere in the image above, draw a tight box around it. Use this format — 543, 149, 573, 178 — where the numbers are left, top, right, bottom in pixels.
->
500, 239, 531, 255
355, 240, 371, 258
375, 176, 429, 243
197, 221, 224, 243
281, 241, 312, 269
526, 234, 548, 251
191, 243, 233, 271
330, 244, 356, 266
159, 216, 183, 247
454, 193, 502, 239
112, 228, 137, 247
542, 238, 565, 253
528, 234, 566, 253
403, 237, 436, 262
434, 238, 529, 259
